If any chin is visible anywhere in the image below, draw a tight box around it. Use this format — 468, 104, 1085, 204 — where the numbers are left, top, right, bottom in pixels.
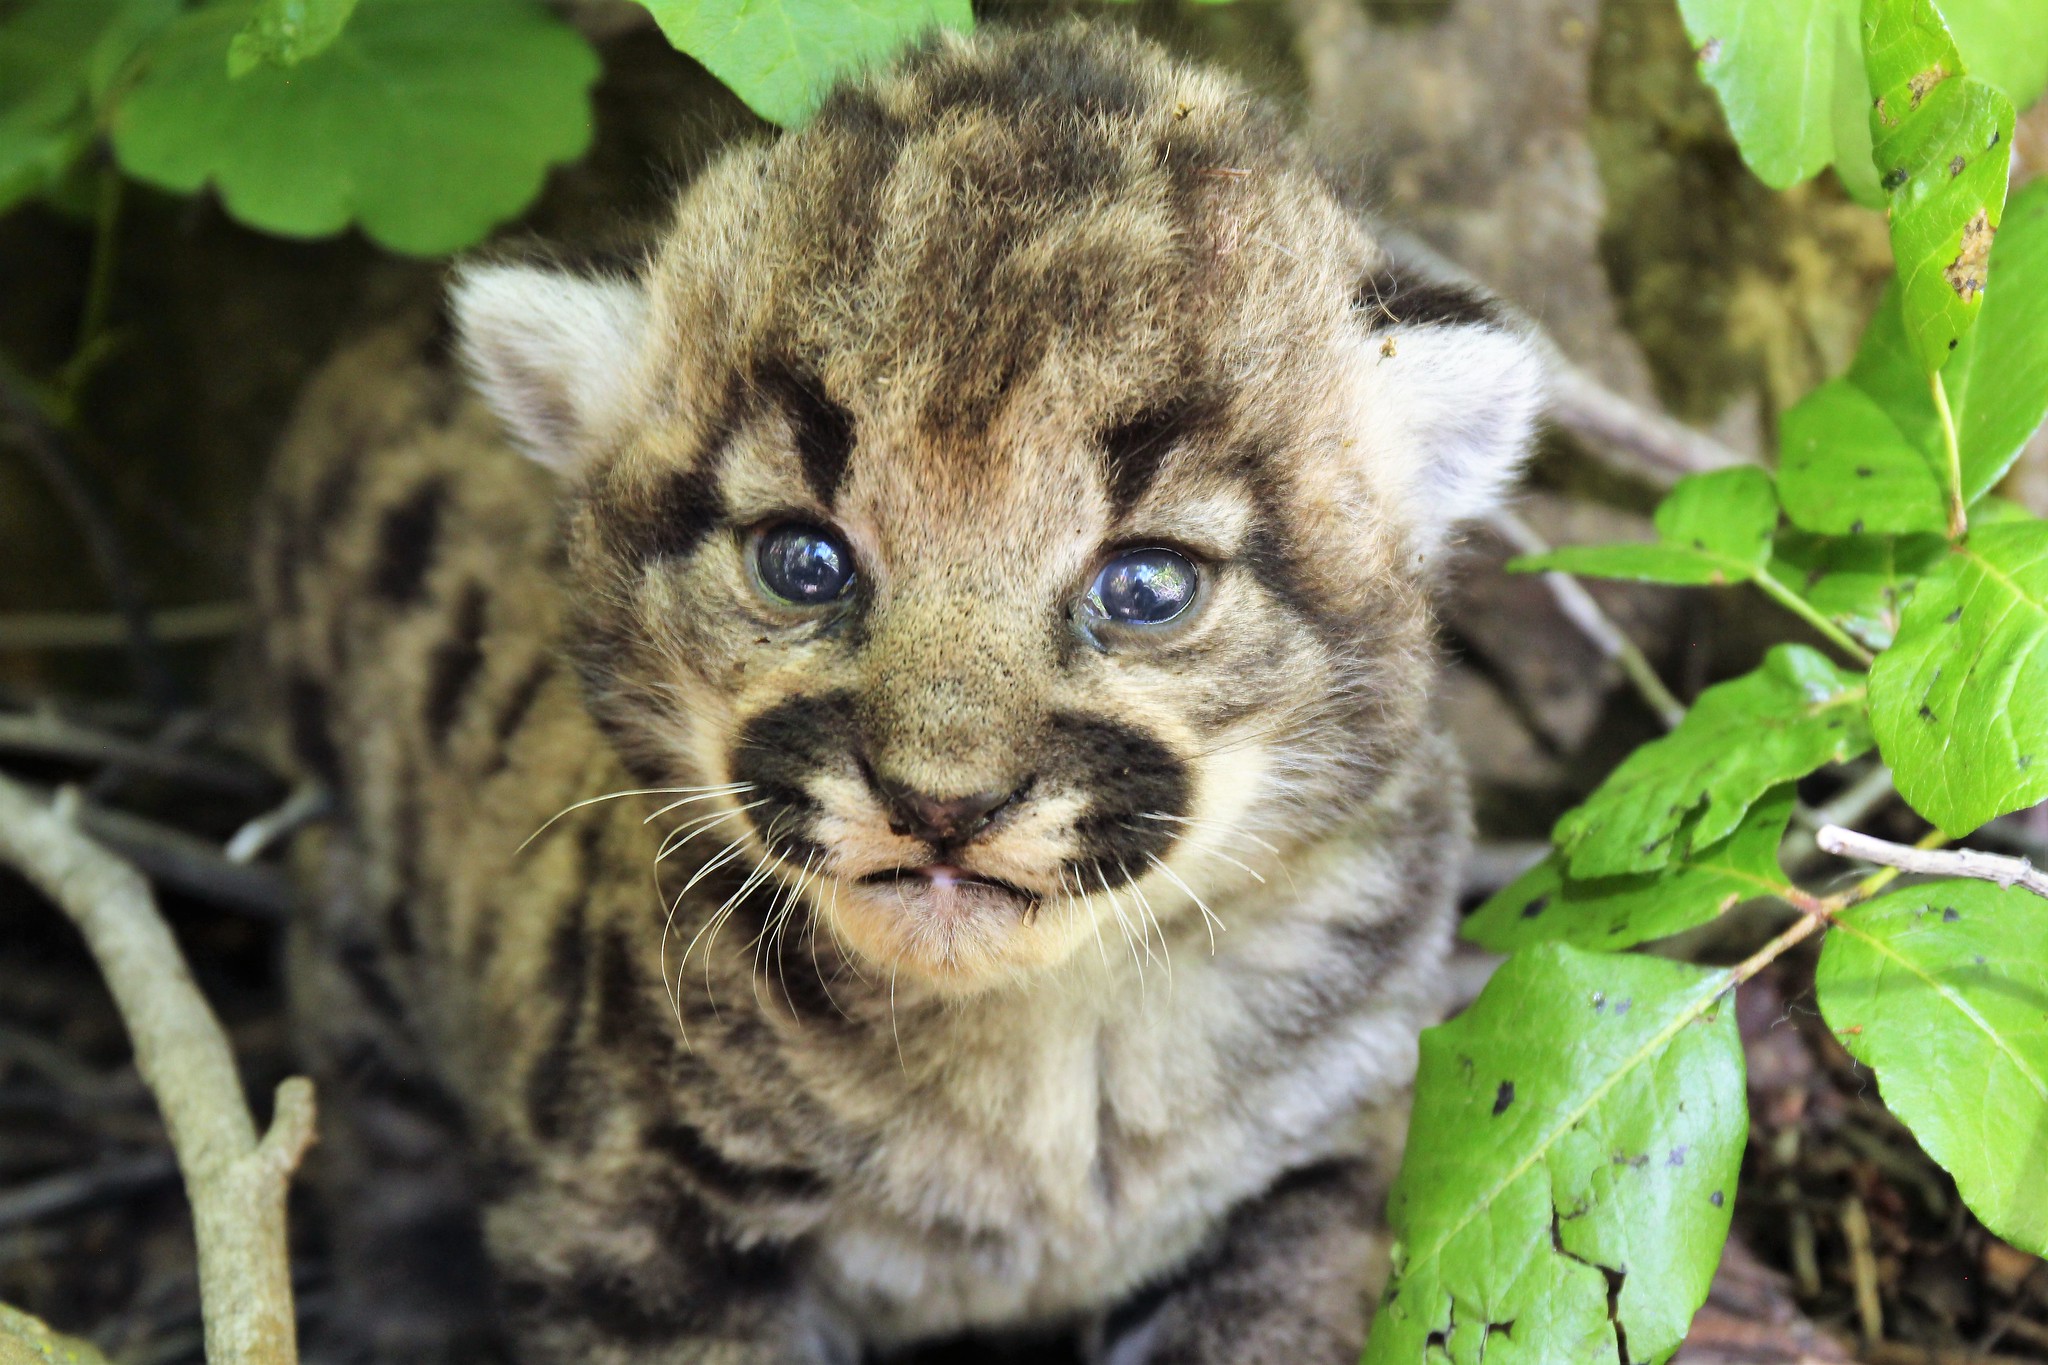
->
822, 870, 1083, 993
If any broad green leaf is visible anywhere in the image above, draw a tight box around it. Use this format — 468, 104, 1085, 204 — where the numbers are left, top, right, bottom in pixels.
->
1509, 467, 1778, 587
110, 0, 600, 255
1366, 947, 1744, 1365
228, 0, 359, 78
1556, 645, 1871, 879
634, 0, 974, 128
1865, 0, 2015, 372
1771, 529, 1947, 649
1678, 0, 1849, 188
1818, 880, 2048, 1254
1467, 787, 1797, 954
1937, 0, 2048, 113
0, 0, 173, 214
1778, 182, 2048, 534
1870, 522, 2048, 834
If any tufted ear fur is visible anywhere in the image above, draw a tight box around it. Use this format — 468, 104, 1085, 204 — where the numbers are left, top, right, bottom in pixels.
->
1344, 268, 1546, 562
449, 262, 650, 471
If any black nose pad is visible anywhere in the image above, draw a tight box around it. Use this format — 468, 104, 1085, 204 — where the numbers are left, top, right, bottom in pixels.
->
869, 769, 1031, 847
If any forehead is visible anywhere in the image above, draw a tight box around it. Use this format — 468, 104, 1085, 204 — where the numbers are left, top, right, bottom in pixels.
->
651, 28, 1369, 467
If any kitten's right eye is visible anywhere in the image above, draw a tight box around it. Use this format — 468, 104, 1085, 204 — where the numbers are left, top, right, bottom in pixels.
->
754, 522, 855, 605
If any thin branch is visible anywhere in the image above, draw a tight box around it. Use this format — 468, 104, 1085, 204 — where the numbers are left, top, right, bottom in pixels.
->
1486, 509, 1686, 729
0, 708, 274, 797
1816, 825, 2048, 900
62, 787, 296, 919
1784, 764, 1898, 872
1543, 362, 1755, 485
0, 602, 242, 652
0, 1148, 178, 1231
0, 773, 313, 1365
226, 784, 332, 865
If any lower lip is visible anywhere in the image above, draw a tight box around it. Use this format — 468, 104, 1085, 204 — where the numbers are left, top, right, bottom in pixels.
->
859, 866, 1037, 905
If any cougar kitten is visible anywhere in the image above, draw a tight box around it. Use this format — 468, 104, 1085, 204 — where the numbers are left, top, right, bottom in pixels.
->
254, 21, 1541, 1364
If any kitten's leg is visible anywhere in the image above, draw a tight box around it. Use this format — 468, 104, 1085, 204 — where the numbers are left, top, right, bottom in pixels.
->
1096, 1158, 1391, 1365
480, 1177, 855, 1365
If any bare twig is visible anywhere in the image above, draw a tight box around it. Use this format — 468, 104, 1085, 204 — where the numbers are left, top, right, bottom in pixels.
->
62, 787, 296, 919
226, 784, 332, 865
1544, 362, 1755, 484
1486, 509, 1687, 729
1461, 839, 1549, 900
0, 602, 242, 652
0, 773, 314, 1365
0, 1149, 179, 1231
1783, 765, 1898, 873
1816, 825, 2048, 900
0, 708, 273, 797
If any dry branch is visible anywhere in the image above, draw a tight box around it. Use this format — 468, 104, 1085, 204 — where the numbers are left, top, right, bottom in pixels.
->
0, 773, 313, 1365
1544, 362, 1755, 484
1816, 825, 2048, 900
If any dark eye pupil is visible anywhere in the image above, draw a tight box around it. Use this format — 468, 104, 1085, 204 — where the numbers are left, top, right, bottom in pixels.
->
757, 524, 852, 604
1092, 548, 1197, 625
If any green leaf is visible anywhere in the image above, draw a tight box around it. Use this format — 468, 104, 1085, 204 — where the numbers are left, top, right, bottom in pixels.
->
1937, 0, 2048, 112
1509, 467, 1779, 587
228, 0, 359, 78
0, 0, 173, 215
1864, 0, 2015, 372
1466, 788, 1797, 954
1778, 182, 2048, 534
0, 1303, 113, 1365
633, 0, 974, 128
1365, 946, 1744, 1365
1678, 0, 1851, 188
1870, 522, 2048, 834
1817, 880, 2048, 1255
1556, 645, 1871, 879
110, 0, 600, 255
1770, 529, 1948, 650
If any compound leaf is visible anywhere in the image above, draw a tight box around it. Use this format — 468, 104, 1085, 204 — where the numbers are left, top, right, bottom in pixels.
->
634, 0, 973, 128
1365, 946, 1744, 1365
1818, 880, 2048, 1254
1864, 0, 2015, 372
1555, 645, 1870, 879
1770, 529, 1948, 650
1870, 521, 2048, 834
110, 0, 599, 255
1467, 787, 1797, 954
1510, 467, 1778, 587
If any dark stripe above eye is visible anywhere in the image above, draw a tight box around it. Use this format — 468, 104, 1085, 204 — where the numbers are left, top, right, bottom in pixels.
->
1351, 269, 1498, 331
757, 360, 855, 506
1100, 397, 1207, 519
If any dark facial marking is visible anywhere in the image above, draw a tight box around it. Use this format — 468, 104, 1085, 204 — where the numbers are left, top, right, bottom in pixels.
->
1046, 711, 1188, 890
728, 691, 860, 864
627, 466, 724, 562
372, 477, 450, 605
757, 360, 855, 506
1352, 269, 1498, 331
424, 582, 489, 750
1100, 398, 1208, 519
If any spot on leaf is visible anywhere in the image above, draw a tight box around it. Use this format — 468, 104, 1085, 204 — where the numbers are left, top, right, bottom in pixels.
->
1946, 210, 1995, 303
1493, 1081, 1515, 1116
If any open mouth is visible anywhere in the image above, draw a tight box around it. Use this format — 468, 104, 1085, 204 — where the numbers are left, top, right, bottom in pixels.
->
858, 865, 1040, 906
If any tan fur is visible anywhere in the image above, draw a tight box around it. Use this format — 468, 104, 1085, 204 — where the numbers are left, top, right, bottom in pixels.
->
254, 23, 1540, 1364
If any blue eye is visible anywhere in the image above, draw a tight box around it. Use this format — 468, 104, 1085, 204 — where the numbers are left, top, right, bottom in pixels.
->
755, 523, 854, 605
1085, 548, 1199, 627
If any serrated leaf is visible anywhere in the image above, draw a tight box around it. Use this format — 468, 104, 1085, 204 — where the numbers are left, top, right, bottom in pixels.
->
1466, 788, 1797, 954
1865, 0, 2015, 372
1771, 529, 1947, 650
228, 0, 358, 78
110, 0, 599, 256
1870, 521, 2048, 834
1556, 645, 1871, 879
1510, 467, 1779, 587
0, 0, 172, 215
1818, 880, 2048, 1254
1778, 182, 2048, 535
634, 0, 973, 128
1365, 946, 1744, 1365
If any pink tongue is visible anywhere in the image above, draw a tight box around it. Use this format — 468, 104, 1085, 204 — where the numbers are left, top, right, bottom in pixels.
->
925, 866, 963, 889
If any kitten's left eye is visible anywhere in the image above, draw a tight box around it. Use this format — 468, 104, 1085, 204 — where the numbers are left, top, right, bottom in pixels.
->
1084, 548, 1199, 627
754, 522, 854, 605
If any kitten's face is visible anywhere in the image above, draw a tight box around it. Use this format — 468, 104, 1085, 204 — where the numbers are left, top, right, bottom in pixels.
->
455, 26, 1541, 991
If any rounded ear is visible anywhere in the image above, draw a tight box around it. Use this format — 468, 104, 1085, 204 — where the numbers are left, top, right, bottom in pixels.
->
448, 261, 650, 472
1343, 267, 1546, 562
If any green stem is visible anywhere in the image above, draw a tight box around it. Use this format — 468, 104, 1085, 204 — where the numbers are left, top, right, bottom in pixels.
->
1930, 368, 1966, 540
54, 166, 124, 421
1750, 567, 1878, 668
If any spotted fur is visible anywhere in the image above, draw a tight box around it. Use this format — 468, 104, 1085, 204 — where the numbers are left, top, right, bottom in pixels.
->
253, 22, 1541, 1364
